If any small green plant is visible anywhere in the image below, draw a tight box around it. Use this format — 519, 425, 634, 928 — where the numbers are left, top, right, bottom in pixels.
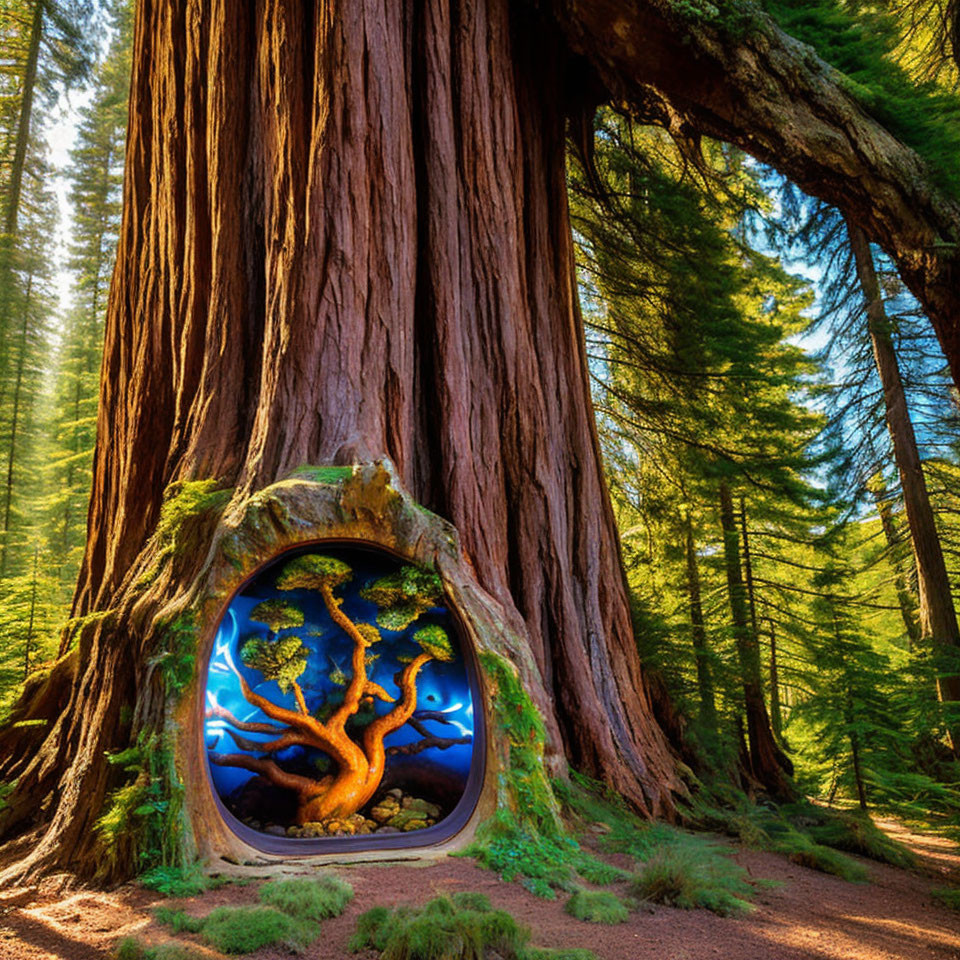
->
0, 779, 15, 812
348, 894, 594, 960
155, 904, 317, 954
563, 890, 629, 924
139, 863, 233, 897
461, 808, 618, 898
97, 729, 186, 880
932, 886, 960, 910
629, 846, 754, 916
112, 940, 204, 960
258, 875, 354, 921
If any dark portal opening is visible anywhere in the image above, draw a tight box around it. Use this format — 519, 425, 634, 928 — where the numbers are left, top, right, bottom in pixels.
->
203, 542, 482, 851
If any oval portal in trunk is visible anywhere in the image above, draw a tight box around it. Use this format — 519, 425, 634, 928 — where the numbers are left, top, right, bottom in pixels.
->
203, 542, 481, 850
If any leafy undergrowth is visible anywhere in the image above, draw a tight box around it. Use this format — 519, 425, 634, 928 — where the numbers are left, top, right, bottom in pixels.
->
458, 808, 629, 899
689, 791, 916, 881
563, 889, 630, 924
348, 893, 598, 960
145, 874, 353, 954
139, 863, 254, 897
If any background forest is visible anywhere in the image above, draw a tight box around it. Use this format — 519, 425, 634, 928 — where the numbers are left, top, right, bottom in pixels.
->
1, 0, 960, 834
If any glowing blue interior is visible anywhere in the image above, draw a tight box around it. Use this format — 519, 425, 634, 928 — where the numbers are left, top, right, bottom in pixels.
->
204, 543, 476, 834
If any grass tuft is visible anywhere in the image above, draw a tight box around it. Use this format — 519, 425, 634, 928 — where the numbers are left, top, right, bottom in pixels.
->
629, 845, 754, 916
563, 890, 629, 924
112, 939, 204, 960
348, 894, 598, 960
201, 905, 317, 954
152, 877, 352, 955
932, 886, 960, 910
259, 875, 354, 921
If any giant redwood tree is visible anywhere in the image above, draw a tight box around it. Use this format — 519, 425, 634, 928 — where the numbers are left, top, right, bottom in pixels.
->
4, 0, 960, 882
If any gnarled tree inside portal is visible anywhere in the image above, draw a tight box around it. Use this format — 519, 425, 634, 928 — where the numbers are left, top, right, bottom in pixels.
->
209, 554, 458, 827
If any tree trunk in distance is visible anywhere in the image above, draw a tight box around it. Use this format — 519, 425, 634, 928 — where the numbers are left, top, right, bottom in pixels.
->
718, 481, 793, 799
2, 0, 43, 239
0, 270, 34, 578
738, 498, 760, 646
848, 220, 960, 743
683, 511, 716, 737
766, 616, 783, 743
0, 0, 683, 883
870, 478, 921, 651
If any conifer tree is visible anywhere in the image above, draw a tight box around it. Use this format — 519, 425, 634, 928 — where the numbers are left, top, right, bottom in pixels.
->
45, 0, 128, 603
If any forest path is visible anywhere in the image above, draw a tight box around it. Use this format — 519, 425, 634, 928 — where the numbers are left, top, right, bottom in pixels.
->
0, 821, 958, 960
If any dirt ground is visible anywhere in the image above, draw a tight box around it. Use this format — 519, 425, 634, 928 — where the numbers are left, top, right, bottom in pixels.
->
0, 819, 957, 960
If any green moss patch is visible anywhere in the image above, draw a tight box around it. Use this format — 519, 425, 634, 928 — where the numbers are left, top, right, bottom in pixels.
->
348, 894, 598, 960
155, 906, 315, 954
288, 465, 355, 484
687, 794, 904, 880
563, 890, 629, 924
932, 886, 960, 910
258, 875, 354, 921
113, 940, 205, 960
153, 875, 353, 954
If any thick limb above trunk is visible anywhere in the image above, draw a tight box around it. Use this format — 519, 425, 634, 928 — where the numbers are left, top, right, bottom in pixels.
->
551, 0, 960, 390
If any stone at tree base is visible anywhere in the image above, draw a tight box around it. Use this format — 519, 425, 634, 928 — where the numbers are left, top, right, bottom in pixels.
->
401, 797, 442, 819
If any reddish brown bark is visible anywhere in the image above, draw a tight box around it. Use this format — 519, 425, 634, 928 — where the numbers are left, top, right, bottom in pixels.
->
0, 0, 682, 880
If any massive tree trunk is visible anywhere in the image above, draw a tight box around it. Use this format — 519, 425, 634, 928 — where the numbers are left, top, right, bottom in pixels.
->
0, 0, 683, 882
552, 0, 960, 391
848, 221, 960, 742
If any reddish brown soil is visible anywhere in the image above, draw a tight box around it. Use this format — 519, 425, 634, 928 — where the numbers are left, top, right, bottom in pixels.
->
0, 821, 957, 960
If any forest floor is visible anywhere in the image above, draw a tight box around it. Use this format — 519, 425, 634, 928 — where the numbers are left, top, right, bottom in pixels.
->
0, 818, 957, 960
